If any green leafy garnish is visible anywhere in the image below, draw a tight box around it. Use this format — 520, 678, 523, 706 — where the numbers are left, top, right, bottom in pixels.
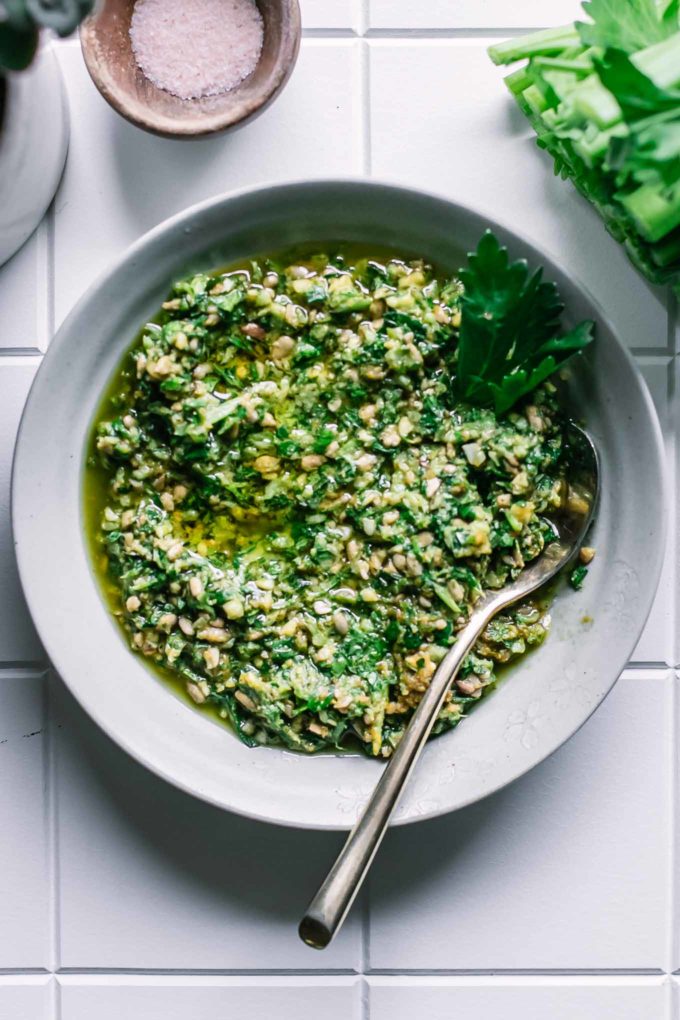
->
455, 231, 595, 415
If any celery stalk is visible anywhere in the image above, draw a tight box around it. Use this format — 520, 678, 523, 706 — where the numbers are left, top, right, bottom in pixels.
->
620, 181, 680, 242
488, 24, 581, 65
505, 66, 532, 96
488, 16, 680, 288
634, 32, 680, 90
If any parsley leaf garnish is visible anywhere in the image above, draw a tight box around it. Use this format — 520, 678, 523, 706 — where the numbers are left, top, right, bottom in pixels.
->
455, 231, 595, 415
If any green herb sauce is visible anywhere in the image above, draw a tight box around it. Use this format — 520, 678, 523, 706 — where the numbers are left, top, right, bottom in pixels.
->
85, 246, 573, 757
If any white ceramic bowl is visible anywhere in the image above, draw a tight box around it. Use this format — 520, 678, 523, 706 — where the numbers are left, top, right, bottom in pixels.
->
12, 180, 666, 829
0, 45, 69, 268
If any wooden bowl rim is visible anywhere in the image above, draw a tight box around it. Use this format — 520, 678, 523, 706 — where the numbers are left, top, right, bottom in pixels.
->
79, 0, 301, 139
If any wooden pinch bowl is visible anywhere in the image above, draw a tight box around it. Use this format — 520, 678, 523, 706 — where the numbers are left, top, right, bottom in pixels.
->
80, 0, 301, 139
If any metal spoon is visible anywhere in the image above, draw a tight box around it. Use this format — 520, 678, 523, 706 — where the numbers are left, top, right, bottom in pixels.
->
299, 423, 599, 950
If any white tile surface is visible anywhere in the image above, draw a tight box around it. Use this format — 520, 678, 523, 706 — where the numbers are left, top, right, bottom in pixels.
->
0, 672, 50, 969
0, 978, 52, 1020
301, 0, 359, 31
0, 229, 48, 352
368, 977, 670, 1020
368, 41, 669, 351
0, 7, 677, 1005
674, 356, 680, 669
59, 977, 360, 1020
630, 359, 675, 665
0, 361, 43, 661
54, 679, 361, 970
53, 39, 362, 327
368, 672, 673, 970
368, 0, 579, 31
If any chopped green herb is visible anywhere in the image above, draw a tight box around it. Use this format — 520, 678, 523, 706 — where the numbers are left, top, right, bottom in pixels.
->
87, 244, 582, 759
570, 564, 589, 589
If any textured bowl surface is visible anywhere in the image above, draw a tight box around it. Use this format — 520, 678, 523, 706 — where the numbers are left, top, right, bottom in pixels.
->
12, 180, 666, 830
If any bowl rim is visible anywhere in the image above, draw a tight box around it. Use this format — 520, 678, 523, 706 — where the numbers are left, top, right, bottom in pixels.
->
79, 0, 302, 139
11, 177, 668, 829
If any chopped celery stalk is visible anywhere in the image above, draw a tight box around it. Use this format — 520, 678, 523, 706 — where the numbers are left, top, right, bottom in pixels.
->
488, 24, 581, 65
523, 83, 550, 116
505, 66, 532, 95
541, 68, 584, 102
571, 77, 622, 129
533, 55, 593, 73
633, 32, 680, 90
650, 228, 680, 266
620, 180, 680, 242
573, 122, 628, 166
488, 15, 680, 289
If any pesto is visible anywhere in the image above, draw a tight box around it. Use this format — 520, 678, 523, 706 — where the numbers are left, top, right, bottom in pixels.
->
88, 249, 573, 758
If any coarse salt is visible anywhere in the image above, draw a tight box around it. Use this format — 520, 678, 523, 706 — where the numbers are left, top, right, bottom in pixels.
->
130, 0, 264, 101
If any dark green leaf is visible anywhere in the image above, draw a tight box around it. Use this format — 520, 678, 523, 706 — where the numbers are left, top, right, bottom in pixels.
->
660, 0, 680, 31
455, 231, 594, 414
595, 48, 680, 121
0, 22, 38, 70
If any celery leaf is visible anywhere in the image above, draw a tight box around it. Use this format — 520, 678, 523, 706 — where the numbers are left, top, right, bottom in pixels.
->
577, 0, 677, 52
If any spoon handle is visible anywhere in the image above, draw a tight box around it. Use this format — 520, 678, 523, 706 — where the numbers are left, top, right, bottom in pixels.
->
299, 599, 497, 950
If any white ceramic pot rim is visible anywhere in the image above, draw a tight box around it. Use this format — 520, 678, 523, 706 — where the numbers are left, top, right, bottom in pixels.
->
0, 45, 69, 267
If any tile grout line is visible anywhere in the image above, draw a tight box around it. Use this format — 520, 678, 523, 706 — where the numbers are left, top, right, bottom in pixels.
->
632, 347, 677, 359
358, 0, 369, 36
44, 967, 669, 977
0, 661, 50, 675
671, 297, 680, 671
46, 672, 62, 979
46, 196, 56, 351
667, 287, 677, 357
363, 27, 545, 38
0, 348, 44, 358
362, 968, 669, 977
302, 27, 358, 38
357, 31, 372, 1008
55, 968, 361, 977
360, 975, 370, 1019
0, 969, 51, 976
45, 139, 59, 1018
669, 281, 679, 972
669, 675, 678, 977
672, 340, 679, 673
52, 972, 61, 1020
359, 39, 371, 178
361, 878, 371, 977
